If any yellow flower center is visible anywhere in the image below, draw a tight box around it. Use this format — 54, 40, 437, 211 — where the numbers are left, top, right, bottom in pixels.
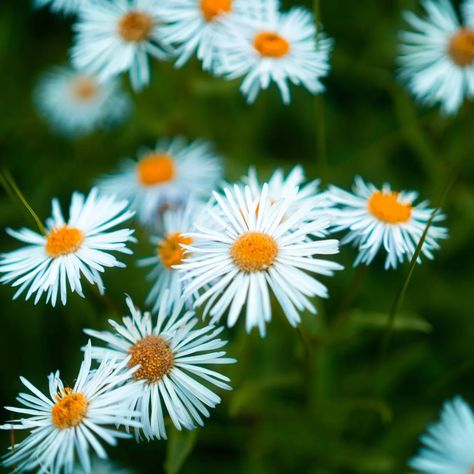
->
368, 191, 412, 224
253, 31, 290, 58
128, 335, 174, 383
71, 76, 98, 102
118, 11, 154, 43
158, 232, 193, 269
46, 226, 84, 257
137, 153, 175, 186
448, 28, 474, 67
200, 0, 232, 21
231, 231, 278, 272
51, 388, 88, 430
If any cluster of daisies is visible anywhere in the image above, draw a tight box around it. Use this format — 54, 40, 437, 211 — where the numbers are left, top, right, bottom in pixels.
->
0, 130, 453, 472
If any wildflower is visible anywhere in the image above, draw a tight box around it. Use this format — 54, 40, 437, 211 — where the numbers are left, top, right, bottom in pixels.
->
34, 0, 86, 15
177, 184, 343, 336
399, 0, 474, 114
327, 177, 448, 269
0, 188, 135, 306
85, 295, 235, 440
0, 342, 142, 474
410, 397, 474, 473
71, 0, 171, 91
34, 66, 131, 137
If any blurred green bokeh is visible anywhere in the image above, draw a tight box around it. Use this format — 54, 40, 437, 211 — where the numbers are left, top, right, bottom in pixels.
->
1, 0, 474, 473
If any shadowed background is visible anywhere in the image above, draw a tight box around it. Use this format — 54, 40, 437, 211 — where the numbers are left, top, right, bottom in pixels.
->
1, 0, 474, 472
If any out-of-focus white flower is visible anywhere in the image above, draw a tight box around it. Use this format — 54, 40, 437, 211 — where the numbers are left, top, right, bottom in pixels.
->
34, 0, 87, 15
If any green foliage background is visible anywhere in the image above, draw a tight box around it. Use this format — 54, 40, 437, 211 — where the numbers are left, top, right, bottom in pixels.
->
1, 0, 474, 472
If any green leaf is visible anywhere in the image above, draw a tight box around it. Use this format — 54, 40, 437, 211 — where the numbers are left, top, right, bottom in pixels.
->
164, 428, 198, 474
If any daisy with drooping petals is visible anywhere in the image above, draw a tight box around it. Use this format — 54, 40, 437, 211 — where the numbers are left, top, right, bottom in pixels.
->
410, 397, 474, 474
0, 342, 142, 474
71, 0, 171, 91
399, 0, 474, 114
139, 200, 206, 313
97, 137, 223, 230
0, 188, 135, 306
84, 295, 235, 441
34, 0, 86, 15
35, 66, 131, 137
177, 184, 343, 336
214, 6, 332, 104
327, 177, 448, 269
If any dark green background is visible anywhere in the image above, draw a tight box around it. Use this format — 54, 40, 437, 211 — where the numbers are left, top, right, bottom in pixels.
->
1, 0, 474, 472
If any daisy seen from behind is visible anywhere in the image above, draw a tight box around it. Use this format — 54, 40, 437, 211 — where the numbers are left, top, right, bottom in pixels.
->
0, 188, 135, 306
84, 295, 235, 441
399, 0, 474, 114
71, 0, 171, 91
177, 184, 343, 337
97, 137, 223, 230
214, 5, 332, 104
35, 66, 131, 137
0, 342, 142, 474
410, 397, 474, 474
327, 177, 448, 269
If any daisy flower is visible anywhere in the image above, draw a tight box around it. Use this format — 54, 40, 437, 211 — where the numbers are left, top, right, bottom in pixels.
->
327, 177, 448, 269
34, 66, 131, 137
71, 0, 171, 91
0, 188, 135, 306
177, 184, 343, 336
398, 0, 474, 115
214, 5, 332, 104
34, 0, 86, 15
138, 200, 206, 313
97, 137, 223, 230
0, 342, 142, 474
157, 0, 269, 69
410, 397, 474, 473
84, 295, 235, 441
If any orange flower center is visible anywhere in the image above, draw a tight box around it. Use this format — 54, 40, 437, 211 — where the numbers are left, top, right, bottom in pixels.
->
200, 0, 232, 21
46, 226, 84, 257
158, 232, 193, 269
448, 28, 474, 67
128, 335, 174, 383
118, 11, 154, 43
253, 31, 290, 58
231, 231, 278, 272
368, 191, 412, 224
71, 76, 98, 102
137, 153, 175, 186
51, 388, 88, 430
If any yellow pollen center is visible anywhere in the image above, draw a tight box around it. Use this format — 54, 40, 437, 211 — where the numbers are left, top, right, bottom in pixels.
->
253, 31, 290, 58
368, 191, 412, 224
137, 153, 175, 186
46, 226, 84, 257
471, 465, 474, 474
448, 28, 474, 67
200, 0, 232, 21
118, 11, 154, 42
231, 231, 278, 272
71, 76, 98, 102
158, 232, 193, 269
128, 336, 174, 383
51, 388, 88, 430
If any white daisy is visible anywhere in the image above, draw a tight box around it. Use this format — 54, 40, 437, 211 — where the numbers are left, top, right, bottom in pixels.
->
398, 0, 474, 115
97, 137, 223, 230
177, 184, 343, 336
71, 0, 171, 91
84, 295, 235, 441
34, 0, 86, 15
0, 188, 135, 307
138, 200, 206, 313
34, 66, 132, 137
410, 397, 474, 473
327, 177, 448, 269
157, 0, 269, 69
0, 342, 142, 474
214, 5, 332, 104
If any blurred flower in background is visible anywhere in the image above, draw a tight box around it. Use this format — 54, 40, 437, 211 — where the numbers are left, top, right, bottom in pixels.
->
34, 0, 86, 16
74, 458, 135, 474
34, 66, 132, 137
